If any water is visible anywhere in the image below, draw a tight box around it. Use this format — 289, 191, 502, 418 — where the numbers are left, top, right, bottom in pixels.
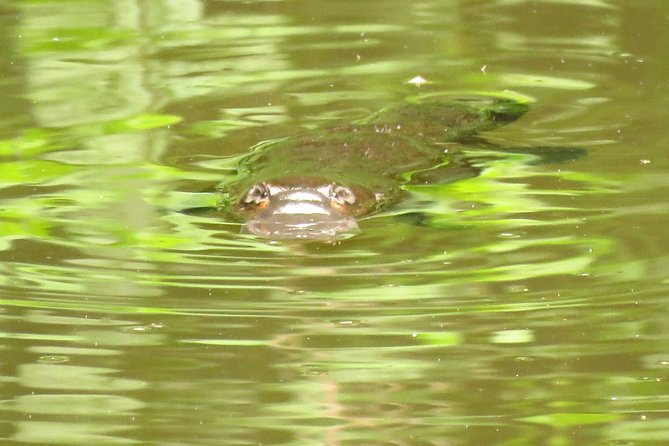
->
1, 0, 669, 445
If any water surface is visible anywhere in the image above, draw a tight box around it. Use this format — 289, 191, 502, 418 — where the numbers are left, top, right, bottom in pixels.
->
1, 1, 668, 445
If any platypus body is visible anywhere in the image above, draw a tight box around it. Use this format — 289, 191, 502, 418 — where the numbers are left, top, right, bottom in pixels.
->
217, 97, 531, 241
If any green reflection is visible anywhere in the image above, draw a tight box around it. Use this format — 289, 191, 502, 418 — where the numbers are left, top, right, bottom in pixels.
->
522, 412, 622, 427
18, 364, 146, 391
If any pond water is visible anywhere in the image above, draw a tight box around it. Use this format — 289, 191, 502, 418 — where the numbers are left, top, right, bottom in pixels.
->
1, 0, 669, 444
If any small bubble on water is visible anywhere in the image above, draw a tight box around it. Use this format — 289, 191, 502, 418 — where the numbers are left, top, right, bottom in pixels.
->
336, 320, 360, 327
406, 75, 428, 86
38, 355, 69, 364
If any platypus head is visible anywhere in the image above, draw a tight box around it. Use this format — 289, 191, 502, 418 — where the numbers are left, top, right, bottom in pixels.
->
215, 96, 533, 242
235, 176, 378, 242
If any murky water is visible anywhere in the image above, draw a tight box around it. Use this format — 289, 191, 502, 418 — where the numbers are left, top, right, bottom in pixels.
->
1, 0, 668, 444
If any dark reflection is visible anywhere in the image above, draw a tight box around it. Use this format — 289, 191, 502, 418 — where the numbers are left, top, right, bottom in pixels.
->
0, 3, 29, 137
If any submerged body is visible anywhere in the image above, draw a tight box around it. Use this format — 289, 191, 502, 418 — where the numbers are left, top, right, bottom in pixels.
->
218, 97, 530, 241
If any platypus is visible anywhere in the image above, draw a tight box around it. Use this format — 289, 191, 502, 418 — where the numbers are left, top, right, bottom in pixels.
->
216, 97, 532, 241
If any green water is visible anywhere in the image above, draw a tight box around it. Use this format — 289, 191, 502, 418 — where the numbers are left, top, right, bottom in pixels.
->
1, 0, 668, 445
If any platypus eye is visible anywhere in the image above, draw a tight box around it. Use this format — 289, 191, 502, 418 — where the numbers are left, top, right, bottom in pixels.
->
243, 182, 270, 206
330, 184, 356, 206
